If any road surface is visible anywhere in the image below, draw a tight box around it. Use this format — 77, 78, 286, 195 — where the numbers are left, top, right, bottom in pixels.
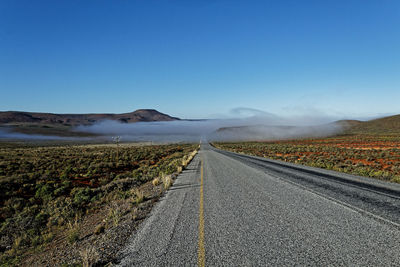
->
116, 143, 400, 266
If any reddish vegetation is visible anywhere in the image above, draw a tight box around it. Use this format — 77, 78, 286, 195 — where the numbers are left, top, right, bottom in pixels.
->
215, 135, 400, 183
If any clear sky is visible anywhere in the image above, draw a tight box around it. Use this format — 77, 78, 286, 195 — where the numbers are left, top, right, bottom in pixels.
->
1, 0, 399, 119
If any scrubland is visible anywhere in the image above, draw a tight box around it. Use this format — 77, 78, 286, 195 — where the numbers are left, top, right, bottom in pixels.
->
0, 142, 198, 266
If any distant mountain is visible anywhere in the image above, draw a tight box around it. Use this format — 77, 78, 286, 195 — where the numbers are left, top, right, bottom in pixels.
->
0, 109, 179, 137
0, 109, 179, 125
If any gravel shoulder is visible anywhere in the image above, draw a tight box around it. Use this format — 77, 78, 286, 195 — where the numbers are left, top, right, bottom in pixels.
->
116, 154, 201, 266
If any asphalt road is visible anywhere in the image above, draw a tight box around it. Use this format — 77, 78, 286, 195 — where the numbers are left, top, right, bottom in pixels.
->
116, 143, 400, 266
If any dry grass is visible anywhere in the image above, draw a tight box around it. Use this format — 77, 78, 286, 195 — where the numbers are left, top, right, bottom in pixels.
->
80, 245, 99, 267
162, 148, 198, 190
132, 189, 144, 204
152, 177, 160, 186
182, 149, 198, 168
107, 202, 122, 227
13, 235, 23, 250
67, 216, 80, 244
162, 174, 173, 190
93, 224, 105, 235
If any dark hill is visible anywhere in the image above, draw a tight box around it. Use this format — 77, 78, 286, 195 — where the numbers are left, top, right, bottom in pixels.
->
0, 109, 179, 125
0, 109, 179, 137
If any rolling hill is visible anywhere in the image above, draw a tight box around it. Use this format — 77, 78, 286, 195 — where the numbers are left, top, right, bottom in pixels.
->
344, 114, 400, 135
0, 109, 179, 136
0, 109, 178, 125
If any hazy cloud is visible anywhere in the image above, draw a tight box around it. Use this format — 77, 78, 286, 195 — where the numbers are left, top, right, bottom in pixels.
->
0, 129, 78, 140
74, 107, 344, 142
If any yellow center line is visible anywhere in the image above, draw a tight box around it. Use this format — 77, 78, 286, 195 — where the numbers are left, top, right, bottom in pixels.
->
198, 158, 205, 267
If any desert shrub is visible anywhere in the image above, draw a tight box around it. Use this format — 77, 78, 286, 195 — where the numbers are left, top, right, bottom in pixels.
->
54, 186, 68, 196
67, 228, 80, 244
0, 142, 198, 265
34, 211, 48, 227
35, 184, 53, 202
71, 187, 93, 206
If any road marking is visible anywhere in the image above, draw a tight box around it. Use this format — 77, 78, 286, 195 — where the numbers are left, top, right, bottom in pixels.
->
198, 158, 205, 267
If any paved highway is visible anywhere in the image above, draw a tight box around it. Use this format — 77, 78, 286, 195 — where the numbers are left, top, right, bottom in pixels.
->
116, 143, 400, 266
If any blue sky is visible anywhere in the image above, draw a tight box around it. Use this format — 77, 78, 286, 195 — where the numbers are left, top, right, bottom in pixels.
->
1, 0, 399, 119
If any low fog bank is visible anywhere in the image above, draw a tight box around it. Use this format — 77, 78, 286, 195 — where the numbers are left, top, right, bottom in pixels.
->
210, 124, 343, 142
74, 113, 344, 142
0, 109, 347, 142
0, 129, 88, 141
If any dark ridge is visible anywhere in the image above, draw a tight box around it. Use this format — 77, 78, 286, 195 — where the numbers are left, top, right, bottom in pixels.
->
0, 109, 179, 125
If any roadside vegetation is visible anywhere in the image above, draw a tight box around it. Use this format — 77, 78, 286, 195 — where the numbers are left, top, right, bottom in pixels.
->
0, 142, 198, 266
214, 135, 400, 183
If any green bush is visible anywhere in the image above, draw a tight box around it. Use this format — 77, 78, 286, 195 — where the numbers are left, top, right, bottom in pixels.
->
0, 143, 198, 265
35, 184, 53, 202
71, 187, 92, 206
